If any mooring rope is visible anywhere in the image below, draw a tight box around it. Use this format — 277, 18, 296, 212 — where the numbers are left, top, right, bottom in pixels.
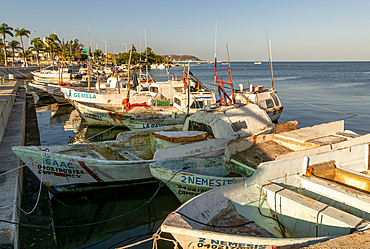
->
0, 182, 164, 229
115, 230, 179, 249
0, 124, 119, 214
277, 91, 357, 119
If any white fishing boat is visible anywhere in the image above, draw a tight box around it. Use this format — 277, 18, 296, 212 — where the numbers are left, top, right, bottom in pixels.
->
235, 39, 283, 123
72, 100, 181, 127
160, 134, 370, 248
235, 84, 283, 123
12, 102, 273, 194
150, 120, 359, 203
150, 157, 252, 203
32, 67, 72, 82
72, 78, 216, 128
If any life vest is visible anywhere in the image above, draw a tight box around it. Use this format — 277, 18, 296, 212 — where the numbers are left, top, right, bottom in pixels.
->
121, 98, 130, 109
182, 74, 188, 88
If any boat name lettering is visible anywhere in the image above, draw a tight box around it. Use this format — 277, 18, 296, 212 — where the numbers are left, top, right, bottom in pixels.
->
84, 113, 104, 121
177, 185, 205, 196
180, 176, 232, 187
37, 165, 84, 174
197, 238, 268, 249
142, 123, 172, 129
42, 159, 74, 168
66, 92, 97, 99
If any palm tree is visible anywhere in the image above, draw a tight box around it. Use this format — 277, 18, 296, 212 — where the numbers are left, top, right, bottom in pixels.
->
45, 34, 61, 61
14, 27, 31, 67
22, 49, 33, 65
30, 37, 44, 66
70, 39, 84, 61
0, 23, 14, 66
8, 40, 21, 67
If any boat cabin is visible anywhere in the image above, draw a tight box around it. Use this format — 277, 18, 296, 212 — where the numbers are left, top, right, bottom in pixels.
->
172, 91, 215, 112
148, 80, 184, 104
182, 103, 273, 139
235, 84, 283, 123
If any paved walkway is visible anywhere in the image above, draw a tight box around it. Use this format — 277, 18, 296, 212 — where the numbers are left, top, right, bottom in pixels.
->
0, 80, 25, 248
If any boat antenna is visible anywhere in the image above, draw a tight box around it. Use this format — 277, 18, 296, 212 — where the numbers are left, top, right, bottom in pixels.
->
214, 20, 218, 97
126, 44, 134, 98
266, 30, 274, 90
88, 19, 92, 91
145, 28, 148, 83
187, 61, 190, 116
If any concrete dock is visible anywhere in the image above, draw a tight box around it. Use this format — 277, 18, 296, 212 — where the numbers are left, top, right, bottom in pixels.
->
0, 79, 25, 248
0, 67, 56, 249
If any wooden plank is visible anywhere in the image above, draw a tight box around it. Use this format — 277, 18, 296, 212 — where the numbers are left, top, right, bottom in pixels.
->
231, 140, 293, 167
274, 120, 298, 134
153, 131, 208, 143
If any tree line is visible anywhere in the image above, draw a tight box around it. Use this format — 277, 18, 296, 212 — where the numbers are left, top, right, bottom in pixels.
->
0, 22, 169, 67
0, 23, 84, 67
92, 45, 167, 66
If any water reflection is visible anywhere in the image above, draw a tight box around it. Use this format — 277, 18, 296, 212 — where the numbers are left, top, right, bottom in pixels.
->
51, 183, 181, 249
35, 100, 130, 145
70, 124, 130, 144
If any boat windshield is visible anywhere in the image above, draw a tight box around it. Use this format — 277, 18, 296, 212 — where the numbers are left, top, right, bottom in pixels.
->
188, 120, 214, 138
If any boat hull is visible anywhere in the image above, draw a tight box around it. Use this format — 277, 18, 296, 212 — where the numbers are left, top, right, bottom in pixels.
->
61, 87, 128, 105
150, 157, 253, 203
73, 101, 133, 126
123, 117, 186, 130
12, 146, 155, 193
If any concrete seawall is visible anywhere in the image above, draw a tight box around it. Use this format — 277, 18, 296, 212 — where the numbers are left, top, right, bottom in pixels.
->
0, 80, 25, 248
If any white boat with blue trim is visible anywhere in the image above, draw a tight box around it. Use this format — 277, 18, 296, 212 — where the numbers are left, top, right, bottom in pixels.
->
160, 132, 370, 248
150, 120, 361, 203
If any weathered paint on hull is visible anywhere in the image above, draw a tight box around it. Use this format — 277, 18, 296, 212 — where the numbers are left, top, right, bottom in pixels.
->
150, 157, 252, 203
12, 147, 155, 190
73, 101, 132, 126
123, 119, 185, 130
61, 87, 128, 105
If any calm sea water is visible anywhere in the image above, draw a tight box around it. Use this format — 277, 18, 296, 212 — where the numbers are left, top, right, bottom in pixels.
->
35, 62, 370, 248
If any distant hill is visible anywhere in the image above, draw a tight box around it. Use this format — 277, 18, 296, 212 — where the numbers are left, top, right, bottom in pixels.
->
162, 54, 201, 61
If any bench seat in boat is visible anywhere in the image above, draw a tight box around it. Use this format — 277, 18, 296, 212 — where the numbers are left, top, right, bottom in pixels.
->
257, 182, 367, 237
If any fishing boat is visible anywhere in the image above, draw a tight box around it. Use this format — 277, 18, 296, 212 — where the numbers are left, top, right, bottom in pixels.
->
150, 157, 252, 203
72, 100, 183, 127
72, 76, 216, 128
31, 67, 72, 82
235, 39, 283, 123
150, 120, 360, 203
160, 134, 370, 248
12, 101, 273, 194
235, 84, 283, 123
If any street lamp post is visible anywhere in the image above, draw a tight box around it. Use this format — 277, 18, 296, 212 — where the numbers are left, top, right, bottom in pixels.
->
122, 43, 127, 53
101, 39, 107, 67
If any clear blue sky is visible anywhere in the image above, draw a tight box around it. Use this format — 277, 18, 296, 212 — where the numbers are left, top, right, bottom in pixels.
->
1, 0, 370, 61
